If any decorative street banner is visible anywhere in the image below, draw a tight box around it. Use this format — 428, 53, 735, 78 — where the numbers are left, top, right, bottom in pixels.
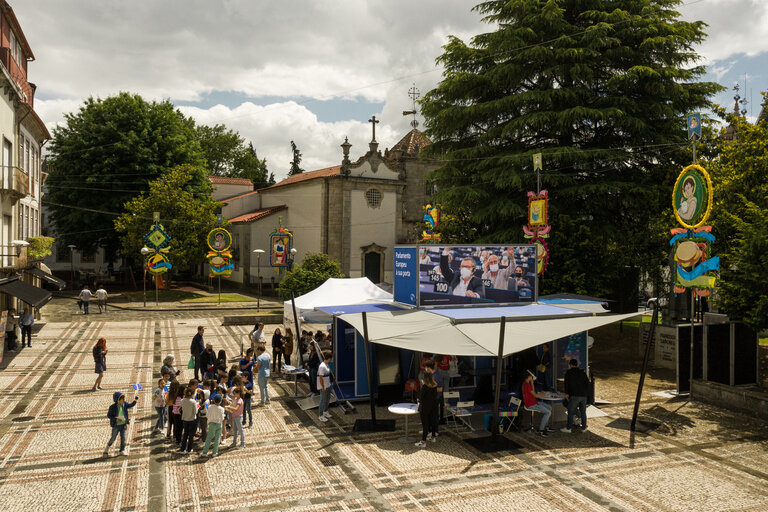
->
270, 227, 293, 268
687, 113, 701, 140
143, 222, 172, 274
523, 189, 551, 275
421, 204, 441, 242
206, 226, 234, 278
670, 164, 718, 295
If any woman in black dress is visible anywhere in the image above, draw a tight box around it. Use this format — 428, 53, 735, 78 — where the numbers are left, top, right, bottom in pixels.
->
415, 368, 439, 448
92, 338, 108, 391
271, 328, 284, 373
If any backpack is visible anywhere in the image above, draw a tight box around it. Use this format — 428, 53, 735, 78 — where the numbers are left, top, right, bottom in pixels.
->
93, 345, 101, 363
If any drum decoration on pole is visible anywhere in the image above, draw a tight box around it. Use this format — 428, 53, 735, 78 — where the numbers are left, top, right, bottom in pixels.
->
670, 163, 718, 295
421, 204, 441, 243
270, 220, 293, 273
523, 153, 550, 275
206, 225, 234, 278
143, 222, 172, 274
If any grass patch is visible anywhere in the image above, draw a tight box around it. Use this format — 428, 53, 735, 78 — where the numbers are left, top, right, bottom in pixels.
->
122, 290, 204, 302
618, 314, 661, 328
182, 294, 256, 303
760, 338, 768, 346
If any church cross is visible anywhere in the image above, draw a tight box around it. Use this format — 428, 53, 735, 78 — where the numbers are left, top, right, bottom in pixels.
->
368, 115, 379, 142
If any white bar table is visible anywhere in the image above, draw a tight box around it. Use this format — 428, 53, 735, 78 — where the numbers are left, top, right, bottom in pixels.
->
388, 403, 419, 443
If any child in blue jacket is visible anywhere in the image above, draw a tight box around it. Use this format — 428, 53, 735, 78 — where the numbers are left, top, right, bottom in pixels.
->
105, 391, 138, 457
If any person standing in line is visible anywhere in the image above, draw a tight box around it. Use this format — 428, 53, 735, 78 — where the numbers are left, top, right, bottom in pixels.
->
179, 388, 199, 454
104, 392, 138, 457
19, 307, 33, 348
200, 343, 217, 380
4, 308, 17, 352
153, 377, 167, 433
197, 385, 210, 441
92, 337, 108, 391
522, 371, 552, 436
283, 327, 294, 367
202, 394, 224, 457
79, 285, 93, 315
239, 348, 256, 427
561, 359, 590, 433
271, 328, 284, 373
95, 284, 108, 313
254, 345, 271, 405
170, 381, 184, 445
317, 351, 333, 423
415, 368, 439, 448
225, 388, 245, 449
249, 322, 266, 352
190, 326, 206, 381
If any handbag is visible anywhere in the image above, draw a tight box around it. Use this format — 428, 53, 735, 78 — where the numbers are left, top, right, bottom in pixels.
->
187, 356, 196, 369
536, 364, 547, 373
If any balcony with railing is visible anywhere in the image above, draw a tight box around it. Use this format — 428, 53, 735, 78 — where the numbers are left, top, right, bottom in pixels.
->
0, 166, 29, 202
0, 47, 34, 107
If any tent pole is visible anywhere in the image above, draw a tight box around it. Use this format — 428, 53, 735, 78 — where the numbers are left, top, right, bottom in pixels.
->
362, 312, 377, 424
631, 299, 659, 432
491, 316, 506, 442
290, 292, 303, 368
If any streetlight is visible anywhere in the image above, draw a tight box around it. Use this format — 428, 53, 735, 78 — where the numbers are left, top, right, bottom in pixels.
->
67, 244, 76, 290
140, 247, 149, 308
289, 247, 297, 270
253, 249, 264, 311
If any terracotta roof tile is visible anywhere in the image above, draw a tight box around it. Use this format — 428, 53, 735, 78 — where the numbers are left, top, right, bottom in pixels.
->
266, 165, 341, 189
228, 205, 287, 224
209, 176, 254, 186
222, 190, 259, 202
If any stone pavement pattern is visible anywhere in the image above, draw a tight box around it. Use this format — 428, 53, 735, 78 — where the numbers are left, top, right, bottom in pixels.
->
1, 316, 768, 512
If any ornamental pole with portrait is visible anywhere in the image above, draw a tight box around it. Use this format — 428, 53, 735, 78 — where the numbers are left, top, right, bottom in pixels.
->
206, 216, 234, 305
670, 112, 718, 393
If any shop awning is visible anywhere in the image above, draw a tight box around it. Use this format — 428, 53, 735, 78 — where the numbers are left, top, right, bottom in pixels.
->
0, 275, 53, 309
24, 266, 66, 290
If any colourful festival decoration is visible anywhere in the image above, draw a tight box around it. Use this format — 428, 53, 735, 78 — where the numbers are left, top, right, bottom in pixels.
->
206, 226, 234, 278
670, 164, 718, 296
143, 223, 172, 274
523, 190, 551, 275
270, 226, 293, 268
421, 204, 442, 242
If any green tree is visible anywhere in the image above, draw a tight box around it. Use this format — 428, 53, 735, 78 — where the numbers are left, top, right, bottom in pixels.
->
278, 253, 345, 300
421, 0, 721, 303
707, 101, 768, 328
196, 124, 270, 187
114, 165, 219, 272
45, 93, 206, 260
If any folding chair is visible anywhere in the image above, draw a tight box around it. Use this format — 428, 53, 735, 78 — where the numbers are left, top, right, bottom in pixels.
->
443, 391, 461, 431
454, 400, 475, 432
501, 396, 521, 433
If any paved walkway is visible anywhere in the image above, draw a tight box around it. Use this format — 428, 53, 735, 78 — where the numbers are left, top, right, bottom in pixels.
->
0, 317, 767, 511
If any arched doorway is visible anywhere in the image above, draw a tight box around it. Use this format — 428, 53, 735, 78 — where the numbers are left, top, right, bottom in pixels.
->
364, 252, 381, 283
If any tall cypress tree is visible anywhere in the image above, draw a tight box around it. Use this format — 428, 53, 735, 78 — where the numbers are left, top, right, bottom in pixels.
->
422, 0, 722, 302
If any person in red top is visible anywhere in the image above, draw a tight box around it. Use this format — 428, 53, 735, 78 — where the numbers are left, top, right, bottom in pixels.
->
522, 371, 552, 436
436, 355, 452, 392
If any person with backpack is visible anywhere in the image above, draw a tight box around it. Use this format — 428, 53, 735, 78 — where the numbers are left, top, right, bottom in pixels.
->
92, 338, 108, 391
561, 358, 590, 433
104, 392, 138, 457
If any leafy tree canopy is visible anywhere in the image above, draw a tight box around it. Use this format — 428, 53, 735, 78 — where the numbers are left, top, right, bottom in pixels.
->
707, 99, 768, 329
45, 93, 207, 260
196, 123, 270, 187
421, 0, 722, 304
114, 164, 221, 272
278, 253, 345, 300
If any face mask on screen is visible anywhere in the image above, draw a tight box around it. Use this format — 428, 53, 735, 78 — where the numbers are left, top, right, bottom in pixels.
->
460, 267, 472, 279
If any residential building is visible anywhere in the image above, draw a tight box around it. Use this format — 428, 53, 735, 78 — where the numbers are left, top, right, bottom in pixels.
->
0, 1, 54, 313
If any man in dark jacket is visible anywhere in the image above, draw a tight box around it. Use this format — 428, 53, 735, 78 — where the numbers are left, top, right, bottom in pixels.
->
199, 343, 217, 379
561, 359, 590, 432
105, 392, 138, 456
191, 326, 206, 380
439, 249, 485, 299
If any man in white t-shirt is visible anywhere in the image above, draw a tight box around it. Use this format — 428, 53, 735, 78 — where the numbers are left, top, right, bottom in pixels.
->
95, 285, 109, 313
317, 351, 333, 422
79, 286, 93, 315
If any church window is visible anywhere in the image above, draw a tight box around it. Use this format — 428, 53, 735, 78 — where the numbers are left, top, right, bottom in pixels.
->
365, 188, 382, 209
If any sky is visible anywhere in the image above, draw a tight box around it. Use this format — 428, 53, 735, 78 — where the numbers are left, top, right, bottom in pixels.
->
13, 0, 768, 182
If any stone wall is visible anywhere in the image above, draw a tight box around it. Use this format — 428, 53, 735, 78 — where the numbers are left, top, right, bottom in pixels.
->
691, 379, 768, 420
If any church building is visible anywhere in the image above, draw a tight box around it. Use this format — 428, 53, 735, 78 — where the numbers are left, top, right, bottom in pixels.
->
211, 126, 440, 286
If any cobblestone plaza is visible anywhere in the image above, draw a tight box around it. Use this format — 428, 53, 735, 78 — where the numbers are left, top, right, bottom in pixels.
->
1, 306, 767, 511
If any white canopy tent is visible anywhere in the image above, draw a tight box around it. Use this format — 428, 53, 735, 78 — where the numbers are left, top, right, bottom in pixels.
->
283, 277, 393, 327
337, 306, 642, 357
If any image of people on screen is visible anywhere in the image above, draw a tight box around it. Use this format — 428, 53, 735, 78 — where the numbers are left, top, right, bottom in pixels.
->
439, 248, 485, 298
481, 249, 516, 289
